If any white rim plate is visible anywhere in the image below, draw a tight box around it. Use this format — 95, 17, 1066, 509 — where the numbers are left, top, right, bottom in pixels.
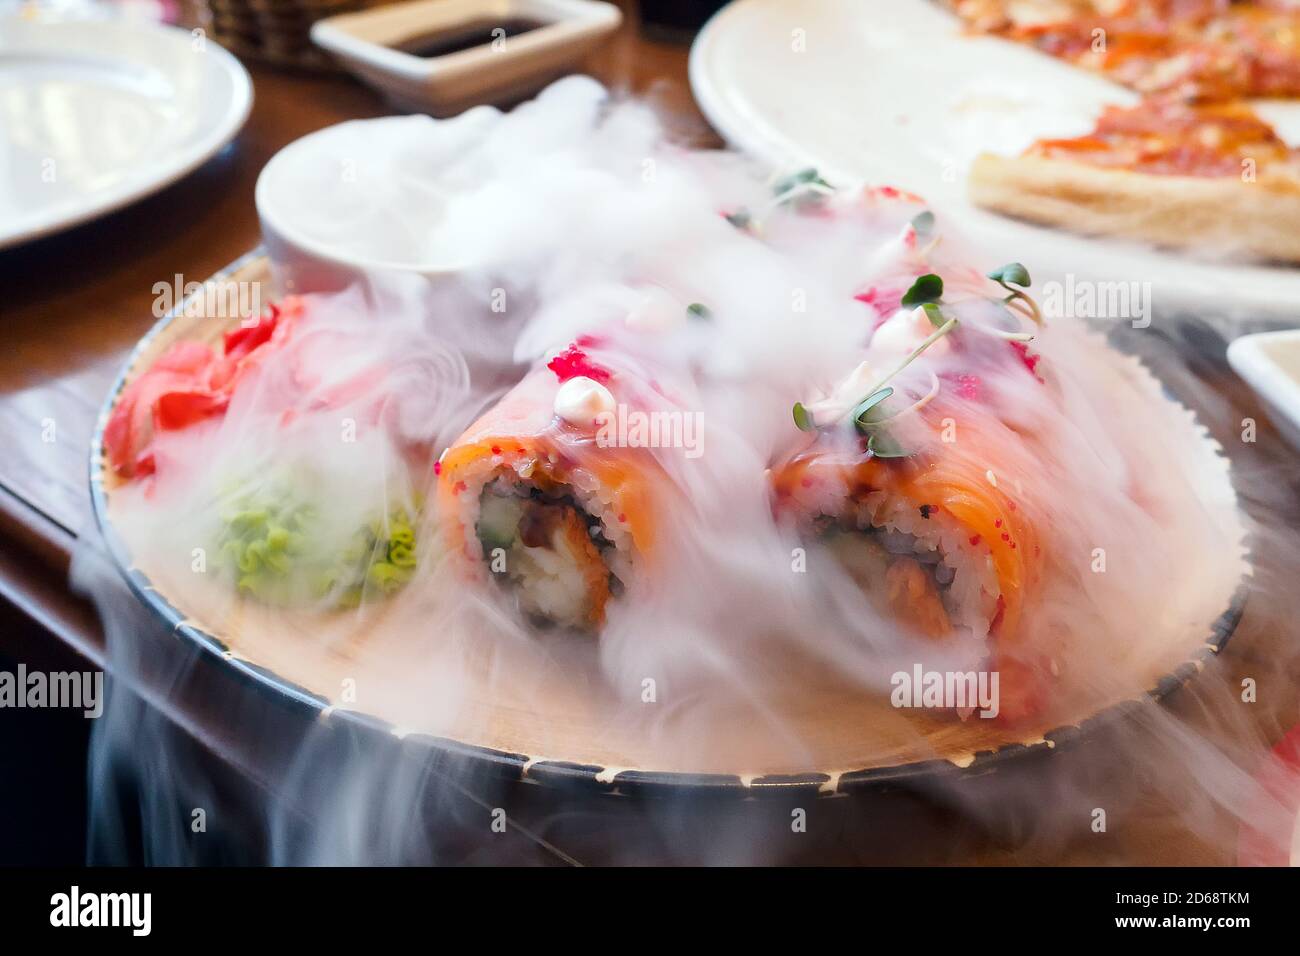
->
0, 17, 252, 250
690, 0, 1300, 319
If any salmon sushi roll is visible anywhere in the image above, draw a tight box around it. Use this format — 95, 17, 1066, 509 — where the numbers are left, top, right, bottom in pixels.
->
437, 338, 671, 632
774, 369, 1050, 722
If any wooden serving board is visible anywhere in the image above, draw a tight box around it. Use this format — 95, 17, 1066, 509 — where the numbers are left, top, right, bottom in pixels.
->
89, 251, 1251, 794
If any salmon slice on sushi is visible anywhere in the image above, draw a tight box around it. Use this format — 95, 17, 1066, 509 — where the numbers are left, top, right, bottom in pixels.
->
437, 337, 672, 632
773, 403, 1045, 720
774, 264, 1053, 722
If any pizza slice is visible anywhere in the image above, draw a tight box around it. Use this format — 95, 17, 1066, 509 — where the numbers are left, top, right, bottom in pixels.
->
948, 0, 1300, 101
968, 97, 1300, 261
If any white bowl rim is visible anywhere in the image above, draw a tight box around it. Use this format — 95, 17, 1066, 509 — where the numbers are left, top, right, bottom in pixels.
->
1227, 330, 1300, 418
255, 120, 475, 277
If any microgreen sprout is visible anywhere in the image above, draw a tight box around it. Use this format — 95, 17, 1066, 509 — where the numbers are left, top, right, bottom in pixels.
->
789, 258, 1046, 452
851, 387, 894, 433
867, 370, 941, 426
772, 167, 833, 196
900, 273, 943, 307
870, 316, 959, 395
789, 313, 959, 455
724, 209, 752, 230
920, 302, 945, 327
867, 430, 909, 458
988, 262, 1042, 326
759, 167, 836, 222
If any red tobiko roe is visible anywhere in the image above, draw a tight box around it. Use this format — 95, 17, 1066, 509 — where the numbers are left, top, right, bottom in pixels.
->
945, 372, 983, 401
1009, 341, 1045, 381
853, 285, 904, 324
547, 341, 611, 384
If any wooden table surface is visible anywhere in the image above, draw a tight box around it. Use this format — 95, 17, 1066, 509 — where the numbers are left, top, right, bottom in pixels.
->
2, 2, 1298, 866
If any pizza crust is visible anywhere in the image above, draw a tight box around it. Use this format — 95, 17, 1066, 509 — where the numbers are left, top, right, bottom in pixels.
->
968, 152, 1300, 264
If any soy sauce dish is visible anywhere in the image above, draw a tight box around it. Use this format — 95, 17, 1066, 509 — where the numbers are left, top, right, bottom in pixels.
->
310, 0, 622, 115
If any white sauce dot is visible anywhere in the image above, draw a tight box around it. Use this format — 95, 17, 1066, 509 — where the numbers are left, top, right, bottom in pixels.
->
554, 375, 615, 427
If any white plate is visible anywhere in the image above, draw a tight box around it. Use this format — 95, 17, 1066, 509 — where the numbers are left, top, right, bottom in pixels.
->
0, 17, 252, 249
691, 0, 1300, 318
1227, 329, 1300, 451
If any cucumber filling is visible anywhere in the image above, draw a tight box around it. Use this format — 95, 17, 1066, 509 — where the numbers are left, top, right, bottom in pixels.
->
476, 480, 621, 629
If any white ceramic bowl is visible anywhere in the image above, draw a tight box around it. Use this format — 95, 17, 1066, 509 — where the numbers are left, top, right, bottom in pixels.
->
1227, 329, 1300, 451
255, 115, 483, 293
311, 0, 621, 116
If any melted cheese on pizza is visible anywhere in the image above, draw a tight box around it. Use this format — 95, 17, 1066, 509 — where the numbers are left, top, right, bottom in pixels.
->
949, 0, 1300, 100
1026, 97, 1300, 176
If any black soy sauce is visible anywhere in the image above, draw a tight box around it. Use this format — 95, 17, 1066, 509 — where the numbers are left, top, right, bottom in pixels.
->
391, 18, 549, 58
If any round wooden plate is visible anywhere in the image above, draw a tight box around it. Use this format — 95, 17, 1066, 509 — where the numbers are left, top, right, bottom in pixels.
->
90, 250, 1251, 797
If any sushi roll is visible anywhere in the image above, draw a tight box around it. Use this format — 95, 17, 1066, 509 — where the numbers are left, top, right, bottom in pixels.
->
773, 257, 1055, 721
774, 395, 1037, 637
773, 392, 1048, 721
437, 337, 670, 632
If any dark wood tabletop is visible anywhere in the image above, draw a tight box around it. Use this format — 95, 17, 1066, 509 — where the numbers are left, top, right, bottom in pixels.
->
1, 1, 1297, 867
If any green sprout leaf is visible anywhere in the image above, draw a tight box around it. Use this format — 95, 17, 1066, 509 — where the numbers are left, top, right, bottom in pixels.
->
987, 261, 1042, 325
921, 302, 946, 328
724, 209, 752, 230
901, 273, 944, 307
867, 430, 909, 458
852, 387, 894, 434
988, 262, 1031, 288
911, 210, 935, 237
773, 167, 831, 196
792, 402, 816, 432
687, 303, 713, 321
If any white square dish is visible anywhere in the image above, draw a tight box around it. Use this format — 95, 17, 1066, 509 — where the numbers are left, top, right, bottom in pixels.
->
1227, 329, 1300, 451
311, 0, 622, 115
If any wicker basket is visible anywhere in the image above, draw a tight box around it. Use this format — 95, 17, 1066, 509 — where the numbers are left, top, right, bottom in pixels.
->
194, 0, 374, 71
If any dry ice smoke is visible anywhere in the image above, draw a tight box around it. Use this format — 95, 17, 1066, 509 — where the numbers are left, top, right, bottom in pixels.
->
74, 76, 1300, 864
